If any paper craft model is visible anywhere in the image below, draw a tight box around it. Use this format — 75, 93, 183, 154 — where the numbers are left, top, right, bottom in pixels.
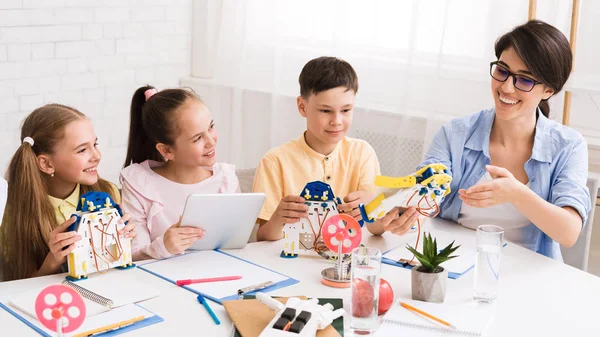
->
359, 163, 452, 223
256, 292, 344, 337
66, 191, 134, 281
281, 181, 344, 259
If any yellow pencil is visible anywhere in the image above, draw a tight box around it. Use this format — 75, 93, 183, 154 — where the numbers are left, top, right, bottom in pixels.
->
72, 315, 146, 337
400, 302, 456, 329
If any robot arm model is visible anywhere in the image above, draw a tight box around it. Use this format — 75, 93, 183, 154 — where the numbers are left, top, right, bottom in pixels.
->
359, 163, 452, 223
256, 292, 344, 337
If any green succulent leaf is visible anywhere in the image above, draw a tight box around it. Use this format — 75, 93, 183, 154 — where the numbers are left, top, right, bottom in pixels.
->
406, 232, 461, 273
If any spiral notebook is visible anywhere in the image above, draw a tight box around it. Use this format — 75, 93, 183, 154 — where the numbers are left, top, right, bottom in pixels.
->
2, 269, 162, 336
373, 300, 494, 337
7, 273, 159, 318
0, 301, 162, 337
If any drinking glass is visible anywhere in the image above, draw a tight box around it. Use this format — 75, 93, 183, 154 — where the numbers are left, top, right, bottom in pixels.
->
350, 247, 382, 334
473, 225, 504, 302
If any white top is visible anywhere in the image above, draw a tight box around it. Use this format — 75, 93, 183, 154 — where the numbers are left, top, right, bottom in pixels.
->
458, 172, 532, 249
120, 160, 240, 260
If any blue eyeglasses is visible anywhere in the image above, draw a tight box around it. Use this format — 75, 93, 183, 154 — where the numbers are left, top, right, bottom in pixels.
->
490, 61, 543, 92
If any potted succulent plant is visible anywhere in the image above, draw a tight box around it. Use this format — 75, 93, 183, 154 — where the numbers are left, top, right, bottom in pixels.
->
406, 233, 460, 303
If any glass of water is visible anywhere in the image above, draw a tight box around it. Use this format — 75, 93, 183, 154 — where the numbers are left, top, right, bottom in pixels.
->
474, 225, 504, 302
350, 247, 381, 334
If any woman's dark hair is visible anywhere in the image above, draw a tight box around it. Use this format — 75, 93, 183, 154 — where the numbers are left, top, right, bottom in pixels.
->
495, 20, 572, 118
123, 86, 202, 167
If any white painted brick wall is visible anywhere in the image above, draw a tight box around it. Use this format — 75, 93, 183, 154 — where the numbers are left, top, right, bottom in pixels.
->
31, 43, 55, 60
0, 1, 192, 185
7, 44, 31, 61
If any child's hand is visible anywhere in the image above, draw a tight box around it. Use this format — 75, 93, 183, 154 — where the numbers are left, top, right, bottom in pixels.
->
270, 195, 309, 226
339, 191, 373, 222
45, 216, 82, 268
164, 217, 205, 255
117, 213, 137, 239
379, 207, 420, 236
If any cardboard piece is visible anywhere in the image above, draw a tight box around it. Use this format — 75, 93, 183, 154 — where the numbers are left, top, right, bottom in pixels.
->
223, 297, 342, 337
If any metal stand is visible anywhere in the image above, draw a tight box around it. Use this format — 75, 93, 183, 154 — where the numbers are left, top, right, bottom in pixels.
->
56, 316, 64, 337
320, 240, 351, 288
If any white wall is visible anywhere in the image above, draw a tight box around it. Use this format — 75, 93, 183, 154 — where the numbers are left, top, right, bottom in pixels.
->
0, 0, 192, 184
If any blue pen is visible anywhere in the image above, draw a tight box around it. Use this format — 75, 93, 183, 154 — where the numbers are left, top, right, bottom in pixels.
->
197, 294, 221, 325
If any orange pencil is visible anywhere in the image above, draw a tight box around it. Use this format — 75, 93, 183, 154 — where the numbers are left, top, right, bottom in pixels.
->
400, 302, 456, 329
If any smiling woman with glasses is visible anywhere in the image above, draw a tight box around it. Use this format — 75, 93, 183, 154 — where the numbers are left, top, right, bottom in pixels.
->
381, 20, 591, 261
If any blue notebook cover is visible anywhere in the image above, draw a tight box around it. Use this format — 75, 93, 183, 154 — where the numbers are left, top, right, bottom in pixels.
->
381, 257, 473, 279
0, 302, 163, 337
138, 249, 299, 304
382, 242, 507, 279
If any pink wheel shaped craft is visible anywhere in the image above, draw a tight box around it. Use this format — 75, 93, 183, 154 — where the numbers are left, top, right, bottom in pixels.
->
321, 214, 362, 254
35, 284, 86, 334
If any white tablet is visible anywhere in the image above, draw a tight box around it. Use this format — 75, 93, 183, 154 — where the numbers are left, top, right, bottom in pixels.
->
181, 193, 266, 250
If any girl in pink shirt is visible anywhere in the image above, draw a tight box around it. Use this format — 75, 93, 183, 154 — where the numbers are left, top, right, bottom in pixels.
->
121, 86, 239, 260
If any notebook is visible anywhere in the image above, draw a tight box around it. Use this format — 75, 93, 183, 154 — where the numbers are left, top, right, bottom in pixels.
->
8, 269, 159, 319
373, 300, 494, 337
382, 230, 477, 279
138, 250, 298, 303
0, 301, 163, 337
224, 296, 343, 337
60, 268, 160, 308
2, 268, 162, 336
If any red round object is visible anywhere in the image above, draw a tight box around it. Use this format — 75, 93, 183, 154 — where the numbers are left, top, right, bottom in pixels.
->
51, 309, 62, 320
352, 278, 375, 318
321, 214, 362, 254
378, 278, 395, 315
35, 284, 87, 333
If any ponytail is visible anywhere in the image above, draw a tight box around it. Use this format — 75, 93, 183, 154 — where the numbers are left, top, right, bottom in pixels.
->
538, 100, 550, 118
123, 85, 202, 168
1, 143, 55, 280
123, 86, 164, 167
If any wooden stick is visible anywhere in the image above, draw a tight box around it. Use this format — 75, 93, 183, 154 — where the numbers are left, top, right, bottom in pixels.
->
528, 0, 537, 20
562, 91, 572, 126
562, 0, 581, 126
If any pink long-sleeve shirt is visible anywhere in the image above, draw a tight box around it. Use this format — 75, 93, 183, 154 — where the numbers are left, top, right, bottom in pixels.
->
120, 160, 240, 260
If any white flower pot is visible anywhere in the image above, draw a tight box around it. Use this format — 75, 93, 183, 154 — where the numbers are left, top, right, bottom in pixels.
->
411, 266, 447, 303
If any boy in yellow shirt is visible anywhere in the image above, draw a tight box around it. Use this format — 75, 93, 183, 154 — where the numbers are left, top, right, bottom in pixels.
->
252, 56, 418, 241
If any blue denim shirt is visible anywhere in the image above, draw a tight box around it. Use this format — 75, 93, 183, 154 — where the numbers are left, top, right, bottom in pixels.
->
420, 108, 591, 260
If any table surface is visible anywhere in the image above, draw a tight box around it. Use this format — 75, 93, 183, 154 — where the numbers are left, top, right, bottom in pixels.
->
1, 217, 599, 336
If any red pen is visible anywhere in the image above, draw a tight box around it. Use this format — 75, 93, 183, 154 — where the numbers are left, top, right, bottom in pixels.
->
176, 276, 242, 286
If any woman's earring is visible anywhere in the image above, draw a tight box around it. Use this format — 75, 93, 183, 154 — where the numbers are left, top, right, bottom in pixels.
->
50, 171, 54, 178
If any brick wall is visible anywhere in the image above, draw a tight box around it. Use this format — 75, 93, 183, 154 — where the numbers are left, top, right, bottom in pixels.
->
0, 0, 192, 184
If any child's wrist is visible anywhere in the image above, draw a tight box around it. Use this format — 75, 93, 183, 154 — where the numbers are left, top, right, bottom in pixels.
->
42, 254, 61, 273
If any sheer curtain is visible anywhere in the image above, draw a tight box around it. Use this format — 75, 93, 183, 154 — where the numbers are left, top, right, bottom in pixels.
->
184, 0, 600, 174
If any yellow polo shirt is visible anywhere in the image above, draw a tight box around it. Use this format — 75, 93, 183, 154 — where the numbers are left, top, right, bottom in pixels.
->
49, 184, 121, 225
252, 134, 381, 221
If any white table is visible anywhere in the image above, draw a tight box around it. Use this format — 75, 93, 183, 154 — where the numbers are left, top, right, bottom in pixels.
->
1, 217, 599, 336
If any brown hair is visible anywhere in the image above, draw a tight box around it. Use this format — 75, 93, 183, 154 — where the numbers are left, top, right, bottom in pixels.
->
123, 85, 202, 167
299, 56, 359, 99
495, 20, 572, 118
0, 104, 117, 281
